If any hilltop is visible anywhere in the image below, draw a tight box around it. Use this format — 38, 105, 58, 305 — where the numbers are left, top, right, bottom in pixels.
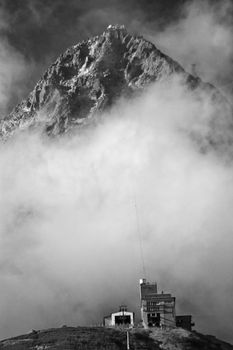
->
0, 326, 233, 350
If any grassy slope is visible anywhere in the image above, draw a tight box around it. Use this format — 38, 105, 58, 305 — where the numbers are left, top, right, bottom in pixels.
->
0, 326, 232, 350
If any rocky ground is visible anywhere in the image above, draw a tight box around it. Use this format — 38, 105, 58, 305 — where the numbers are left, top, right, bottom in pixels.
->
0, 326, 232, 350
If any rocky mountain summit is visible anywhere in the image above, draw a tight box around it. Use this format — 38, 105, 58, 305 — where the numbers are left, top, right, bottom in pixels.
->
0, 25, 229, 139
0, 327, 232, 350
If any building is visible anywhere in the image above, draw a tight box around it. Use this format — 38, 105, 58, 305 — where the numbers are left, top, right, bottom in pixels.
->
103, 305, 134, 328
176, 315, 195, 331
102, 280, 194, 331
139, 278, 176, 329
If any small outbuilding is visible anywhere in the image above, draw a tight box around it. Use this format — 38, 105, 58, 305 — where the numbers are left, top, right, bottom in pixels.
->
176, 315, 195, 331
104, 305, 134, 328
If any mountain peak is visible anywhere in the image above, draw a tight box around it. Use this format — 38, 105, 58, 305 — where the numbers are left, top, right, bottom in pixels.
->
104, 24, 128, 41
106, 24, 126, 31
0, 26, 226, 138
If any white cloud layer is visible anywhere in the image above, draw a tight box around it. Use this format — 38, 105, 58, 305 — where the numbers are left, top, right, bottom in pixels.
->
151, 0, 233, 98
0, 77, 233, 342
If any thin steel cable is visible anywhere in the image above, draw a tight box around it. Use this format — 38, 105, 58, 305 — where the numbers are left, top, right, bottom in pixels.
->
134, 196, 147, 278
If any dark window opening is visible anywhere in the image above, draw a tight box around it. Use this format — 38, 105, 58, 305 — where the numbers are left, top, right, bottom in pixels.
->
115, 315, 131, 325
148, 313, 160, 327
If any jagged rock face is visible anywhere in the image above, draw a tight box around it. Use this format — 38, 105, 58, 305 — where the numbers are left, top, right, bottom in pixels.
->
0, 25, 229, 138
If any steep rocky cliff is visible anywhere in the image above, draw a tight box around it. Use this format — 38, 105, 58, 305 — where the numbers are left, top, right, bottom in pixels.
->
0, 25, 227, 139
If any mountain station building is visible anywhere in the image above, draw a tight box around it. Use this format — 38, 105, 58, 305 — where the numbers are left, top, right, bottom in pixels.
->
139, 278, 194, 331
103, 305, 134, 328
139, 278, 176, 329
103, 279, 194, 331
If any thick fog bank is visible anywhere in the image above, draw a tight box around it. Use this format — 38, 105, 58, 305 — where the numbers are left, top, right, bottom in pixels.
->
0, 78, 233, 342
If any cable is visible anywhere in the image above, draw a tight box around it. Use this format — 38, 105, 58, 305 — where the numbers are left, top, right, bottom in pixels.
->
134, 195, 147, 278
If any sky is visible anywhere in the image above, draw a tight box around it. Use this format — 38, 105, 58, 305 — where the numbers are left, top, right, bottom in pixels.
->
0, 0, 233, 345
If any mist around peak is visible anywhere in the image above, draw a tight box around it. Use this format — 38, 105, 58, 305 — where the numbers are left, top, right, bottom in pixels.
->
0, 0, 233, 344
0, 76, 233, 342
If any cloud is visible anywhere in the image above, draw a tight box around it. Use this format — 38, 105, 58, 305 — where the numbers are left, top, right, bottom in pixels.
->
150, 0, 233, 98
0, 5, 50, 118
0, 0, 233, 344
0, 38, 30, 117
0, 76, 233, 342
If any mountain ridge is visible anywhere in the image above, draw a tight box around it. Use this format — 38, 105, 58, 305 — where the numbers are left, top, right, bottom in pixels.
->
0, 24, 228, 139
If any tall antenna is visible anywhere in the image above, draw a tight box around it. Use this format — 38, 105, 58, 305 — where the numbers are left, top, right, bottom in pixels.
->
134, 196, 147, 278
